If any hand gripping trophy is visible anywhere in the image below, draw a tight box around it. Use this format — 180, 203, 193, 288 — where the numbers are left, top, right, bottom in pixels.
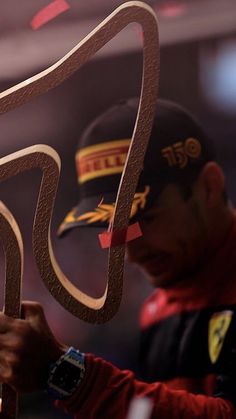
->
0, 2, 159, 417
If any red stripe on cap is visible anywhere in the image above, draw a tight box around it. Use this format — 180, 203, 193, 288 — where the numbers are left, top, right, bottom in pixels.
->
31, 0, 70, 30
98, 222, 142, 249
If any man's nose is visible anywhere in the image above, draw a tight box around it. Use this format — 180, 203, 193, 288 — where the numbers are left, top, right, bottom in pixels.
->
125, 235, 144, 262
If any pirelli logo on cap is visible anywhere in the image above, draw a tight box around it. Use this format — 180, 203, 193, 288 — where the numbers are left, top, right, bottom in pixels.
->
76, 139, 131, 184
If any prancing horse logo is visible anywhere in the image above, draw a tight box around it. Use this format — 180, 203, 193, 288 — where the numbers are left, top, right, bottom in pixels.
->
208, 310, 233, 364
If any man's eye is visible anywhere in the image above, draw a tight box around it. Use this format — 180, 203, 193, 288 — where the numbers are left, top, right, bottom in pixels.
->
141, 208, 163, 223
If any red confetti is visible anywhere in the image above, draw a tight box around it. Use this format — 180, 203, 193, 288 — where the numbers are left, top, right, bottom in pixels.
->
31, 0, 70, 30
98, 222, 142, 249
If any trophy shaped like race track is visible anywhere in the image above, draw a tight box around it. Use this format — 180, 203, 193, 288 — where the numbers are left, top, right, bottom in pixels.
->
0, 2, 159, 417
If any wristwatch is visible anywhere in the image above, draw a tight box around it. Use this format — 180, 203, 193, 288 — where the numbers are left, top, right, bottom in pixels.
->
47, 347, 85, 400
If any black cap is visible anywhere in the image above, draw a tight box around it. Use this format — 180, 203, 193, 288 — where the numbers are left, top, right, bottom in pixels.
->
58, 98, 215, 236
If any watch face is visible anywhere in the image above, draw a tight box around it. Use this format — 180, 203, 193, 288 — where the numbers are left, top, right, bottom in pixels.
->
52, 361, 83, 393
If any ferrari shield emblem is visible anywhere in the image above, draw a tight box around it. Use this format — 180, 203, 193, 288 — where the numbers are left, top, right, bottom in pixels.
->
208, 310, 233, 364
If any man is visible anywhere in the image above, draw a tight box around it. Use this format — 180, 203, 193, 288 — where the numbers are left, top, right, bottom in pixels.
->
0, 98, 236, 418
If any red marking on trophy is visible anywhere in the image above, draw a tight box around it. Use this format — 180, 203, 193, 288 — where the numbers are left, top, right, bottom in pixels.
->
31, 0, 70, 30
99, 222, 142, 248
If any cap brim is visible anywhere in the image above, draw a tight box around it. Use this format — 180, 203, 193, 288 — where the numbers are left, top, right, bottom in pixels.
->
57, 192, 118, 237
57, 185, 153, 237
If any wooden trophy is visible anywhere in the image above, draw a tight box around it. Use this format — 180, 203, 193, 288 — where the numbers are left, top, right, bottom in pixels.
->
0, 1, 159, 417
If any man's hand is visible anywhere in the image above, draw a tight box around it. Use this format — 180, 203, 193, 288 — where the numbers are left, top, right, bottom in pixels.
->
0, 301, 68, 393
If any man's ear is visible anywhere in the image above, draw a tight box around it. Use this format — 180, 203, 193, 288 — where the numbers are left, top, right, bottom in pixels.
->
196, 162, 225, 207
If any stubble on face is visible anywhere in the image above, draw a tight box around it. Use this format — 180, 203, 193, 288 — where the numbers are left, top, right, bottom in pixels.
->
127, 193, 210, 289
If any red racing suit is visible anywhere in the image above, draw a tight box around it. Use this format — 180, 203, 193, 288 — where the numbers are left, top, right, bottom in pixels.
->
56, 219, 236, 418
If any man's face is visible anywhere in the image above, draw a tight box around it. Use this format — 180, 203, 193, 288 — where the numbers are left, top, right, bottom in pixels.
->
126, 183, 210, 288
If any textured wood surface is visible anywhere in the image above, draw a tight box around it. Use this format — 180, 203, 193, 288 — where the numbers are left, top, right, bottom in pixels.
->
0, 2, 159, 115
0, 2, 159, 416
0, 1, 159, 324
0, 203, 23, 419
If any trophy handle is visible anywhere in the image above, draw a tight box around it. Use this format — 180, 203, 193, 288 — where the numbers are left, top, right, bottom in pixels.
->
0, 202, 23, 419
